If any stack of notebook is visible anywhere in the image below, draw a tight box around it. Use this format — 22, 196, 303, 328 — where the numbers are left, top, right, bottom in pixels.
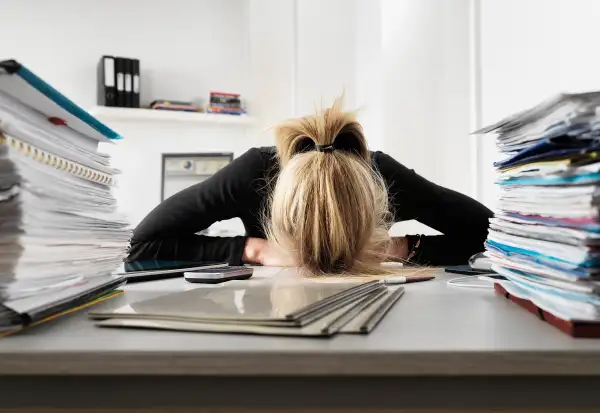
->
0, 60, 130, 332
90, 279, 404, 337
477, 92, 600, 336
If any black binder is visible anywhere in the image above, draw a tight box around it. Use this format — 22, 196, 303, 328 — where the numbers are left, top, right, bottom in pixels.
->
97, 56, 116, 107
132, 59, 140, 108
124, 58, 133, 108
115, 57, 125, 107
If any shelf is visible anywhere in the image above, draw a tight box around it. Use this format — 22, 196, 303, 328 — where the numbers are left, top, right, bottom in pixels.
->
89, 106, 254, 126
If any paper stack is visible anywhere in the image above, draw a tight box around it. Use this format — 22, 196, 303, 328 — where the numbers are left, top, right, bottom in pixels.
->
90, 279, 404, 337
477, 92, 600, 331
0, 60, 130, 331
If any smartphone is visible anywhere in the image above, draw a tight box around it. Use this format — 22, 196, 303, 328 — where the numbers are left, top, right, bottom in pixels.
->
117, 260, 228, 283
184, 266, 254, 284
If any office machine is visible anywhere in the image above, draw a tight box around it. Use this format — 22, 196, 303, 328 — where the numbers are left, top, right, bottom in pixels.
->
161, 153, 242, 236
161, 153, 233, 201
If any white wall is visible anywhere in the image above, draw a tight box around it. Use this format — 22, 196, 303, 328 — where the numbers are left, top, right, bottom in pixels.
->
379, 0, 473, 196
377, 0, 473, 235
98, 121, 251, 228
0, 0, 248, 109
0, 0, 364, 228
0, 0, 253, 227
479, 0, 600, 209
246, 0, 296, 135
354, 0, 385, 151
247, 0, 360, 135
295, 0, 357, 115
2, 0, 485, 236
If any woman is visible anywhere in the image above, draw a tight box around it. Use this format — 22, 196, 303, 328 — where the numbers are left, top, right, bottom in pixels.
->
128, 99, 493, 275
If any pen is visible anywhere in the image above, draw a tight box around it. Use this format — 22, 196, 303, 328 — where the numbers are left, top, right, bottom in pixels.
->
382, 275, 435, 285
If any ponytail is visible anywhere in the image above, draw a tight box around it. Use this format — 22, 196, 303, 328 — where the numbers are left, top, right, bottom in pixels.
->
266, 98, 392, 275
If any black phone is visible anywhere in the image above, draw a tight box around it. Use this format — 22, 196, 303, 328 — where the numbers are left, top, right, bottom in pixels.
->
117, 260, 228, 283
444, 265, 495, 275
184, 266, 254, 284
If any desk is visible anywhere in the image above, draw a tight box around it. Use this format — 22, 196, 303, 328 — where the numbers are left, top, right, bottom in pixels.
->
1, 268, 600, 412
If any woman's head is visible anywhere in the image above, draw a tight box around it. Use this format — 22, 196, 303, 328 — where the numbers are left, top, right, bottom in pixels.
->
267, 99, 391, 276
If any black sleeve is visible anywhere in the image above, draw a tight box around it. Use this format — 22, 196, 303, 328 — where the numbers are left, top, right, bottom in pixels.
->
127, 148, 266, 265
374, 152, 493, 265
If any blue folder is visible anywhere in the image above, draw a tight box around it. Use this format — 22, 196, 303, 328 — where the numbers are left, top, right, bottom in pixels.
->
0, 59, 122, 142
495, 136, 600, 170
499, 171, 600, 186
486, 240, 599, 276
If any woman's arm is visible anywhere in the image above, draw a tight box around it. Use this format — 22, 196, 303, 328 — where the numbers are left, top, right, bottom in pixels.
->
374, 152, 493, 265
128, 148, 267, 265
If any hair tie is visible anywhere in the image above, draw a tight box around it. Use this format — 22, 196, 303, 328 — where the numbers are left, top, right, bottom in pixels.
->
316, 144, 335, 153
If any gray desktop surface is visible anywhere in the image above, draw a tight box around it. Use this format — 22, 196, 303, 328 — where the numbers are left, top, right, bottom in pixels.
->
2, 268, 600, 410
0, 267, 599, 377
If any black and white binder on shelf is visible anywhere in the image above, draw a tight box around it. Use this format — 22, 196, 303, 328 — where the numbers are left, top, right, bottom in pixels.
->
132, 59, 140, 108
115, 57, 125, 107
124, 58, 133, 108
97, 55, 116, 107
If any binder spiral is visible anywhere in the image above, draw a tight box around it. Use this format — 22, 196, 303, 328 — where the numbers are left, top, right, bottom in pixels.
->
0, 133, 115, 186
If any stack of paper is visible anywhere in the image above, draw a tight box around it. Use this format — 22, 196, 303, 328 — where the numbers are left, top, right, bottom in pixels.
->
477, 92, 600, 322
0, 60, 130, 330
90, 279, 404, 337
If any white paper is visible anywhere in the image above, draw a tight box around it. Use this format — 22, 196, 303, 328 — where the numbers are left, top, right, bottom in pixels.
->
0, 90, 130, 306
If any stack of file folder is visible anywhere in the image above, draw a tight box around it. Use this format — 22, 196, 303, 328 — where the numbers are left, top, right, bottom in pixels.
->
477, 92, 600, 337
90, 279, 404, 337
0, 60, 130, 332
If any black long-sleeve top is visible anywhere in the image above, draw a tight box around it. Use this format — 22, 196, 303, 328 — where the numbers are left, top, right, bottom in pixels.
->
128, 147, 493, 266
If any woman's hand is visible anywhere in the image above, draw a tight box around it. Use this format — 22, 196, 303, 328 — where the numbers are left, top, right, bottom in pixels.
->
388, 237, 409, 262
243, 237, 294, 266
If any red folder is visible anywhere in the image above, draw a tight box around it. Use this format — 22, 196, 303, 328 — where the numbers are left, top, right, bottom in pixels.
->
494, 284, 600, 338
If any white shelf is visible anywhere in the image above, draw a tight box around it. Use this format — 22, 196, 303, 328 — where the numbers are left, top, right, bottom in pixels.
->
89, 106, 254, 126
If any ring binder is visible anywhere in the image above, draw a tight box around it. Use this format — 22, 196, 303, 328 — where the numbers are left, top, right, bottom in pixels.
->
0, 133, 115, 186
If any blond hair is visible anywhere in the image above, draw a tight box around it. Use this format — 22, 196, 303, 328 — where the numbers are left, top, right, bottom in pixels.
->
266, 99, 392, 276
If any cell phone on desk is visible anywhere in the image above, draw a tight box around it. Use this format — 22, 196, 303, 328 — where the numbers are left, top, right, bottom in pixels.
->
117, 260, 228, 283
184, 266, 254, 284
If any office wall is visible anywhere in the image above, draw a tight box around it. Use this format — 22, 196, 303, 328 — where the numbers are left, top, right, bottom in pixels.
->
375, 0, 473, 235
0, 0, 252, 225
295, 0, 357, 116
0, 0, 363, 227
378, 0, 473, 197
354, 0, 385, 151
247, 0, 358, 130
246, 0, 296, 134
0, 0, 248, 109
1, 0, 481, 236
479, 0, 600, 209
